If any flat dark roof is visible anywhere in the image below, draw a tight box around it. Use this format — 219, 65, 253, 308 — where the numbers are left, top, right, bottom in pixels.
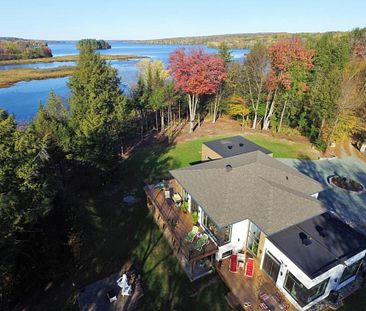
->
268, 213, 366, 279
203, 136, 272, 158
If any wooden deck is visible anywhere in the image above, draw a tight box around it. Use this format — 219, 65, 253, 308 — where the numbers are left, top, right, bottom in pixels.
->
216, 257, 296, 311
144, 180, 218, 280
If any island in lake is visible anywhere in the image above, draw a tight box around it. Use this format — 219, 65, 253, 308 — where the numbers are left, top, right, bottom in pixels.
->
77, 39, 111, 50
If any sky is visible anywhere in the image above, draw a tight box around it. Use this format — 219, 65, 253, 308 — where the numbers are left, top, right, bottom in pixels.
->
0, 0, 365, 40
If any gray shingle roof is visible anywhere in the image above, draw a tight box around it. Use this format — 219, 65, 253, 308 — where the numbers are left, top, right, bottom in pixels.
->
170, 151, 325, 234
203, 136, 272, 157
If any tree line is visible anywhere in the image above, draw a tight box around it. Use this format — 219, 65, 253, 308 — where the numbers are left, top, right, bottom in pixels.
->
130, 31, 346, 49
0, 39, 52, 61
163, 29, 366, 150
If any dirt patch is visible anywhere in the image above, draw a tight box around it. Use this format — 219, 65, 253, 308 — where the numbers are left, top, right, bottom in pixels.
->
175, 116, 313, 144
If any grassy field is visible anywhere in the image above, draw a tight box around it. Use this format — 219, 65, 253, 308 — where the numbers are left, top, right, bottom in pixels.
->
0, 54, 145, 65
0, 54, 146, 88
0, 66, 74, 88
31, 134, 362, 310
0, 55, 147, 88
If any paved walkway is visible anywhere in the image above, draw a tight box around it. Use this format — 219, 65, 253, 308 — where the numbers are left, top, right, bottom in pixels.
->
279, 153, 366, 235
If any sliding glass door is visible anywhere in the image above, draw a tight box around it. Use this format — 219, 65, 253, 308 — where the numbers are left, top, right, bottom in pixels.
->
262, 251, 281, 282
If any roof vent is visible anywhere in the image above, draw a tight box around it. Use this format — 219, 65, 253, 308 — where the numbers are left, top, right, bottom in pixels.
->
239, 143, 244, 147
316, 225, 327, 237
299, 232, 312, 246
286, 176, 289, 180
227, 145, 233, 150
225, 164, 233, 172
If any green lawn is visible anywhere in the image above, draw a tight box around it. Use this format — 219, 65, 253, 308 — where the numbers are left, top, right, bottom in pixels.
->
162, 134, 318, 169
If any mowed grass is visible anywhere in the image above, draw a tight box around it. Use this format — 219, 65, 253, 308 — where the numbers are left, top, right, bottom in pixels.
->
163, 133, 318, 169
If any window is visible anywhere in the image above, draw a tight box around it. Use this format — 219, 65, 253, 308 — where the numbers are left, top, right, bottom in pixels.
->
247, 222, 261, 256
202, 210, 231, 245
284, 271, 329, 307
191, 198, 199, 213
222, 250, 233, 258
262, 251, 281, 282
339, 260, 362, 284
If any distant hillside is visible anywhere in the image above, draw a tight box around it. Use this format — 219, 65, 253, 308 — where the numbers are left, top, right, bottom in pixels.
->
129, 31, 347, 49
0, 38, 52, 61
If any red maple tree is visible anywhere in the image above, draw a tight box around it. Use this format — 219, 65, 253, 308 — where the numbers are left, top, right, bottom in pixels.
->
263, 38, 314, 130
169, 48, 227, 133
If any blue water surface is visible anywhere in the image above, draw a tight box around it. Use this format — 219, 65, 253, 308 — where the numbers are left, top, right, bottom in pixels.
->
0, 41, 249, 121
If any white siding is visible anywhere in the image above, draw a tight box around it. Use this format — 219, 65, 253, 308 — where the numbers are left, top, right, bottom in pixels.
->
216, 219, 249, 260
262, 239, 366, 310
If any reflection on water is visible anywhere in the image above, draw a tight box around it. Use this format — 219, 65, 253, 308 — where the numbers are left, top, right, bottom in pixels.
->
0, 42, 249, 121
0, 61, 76, 70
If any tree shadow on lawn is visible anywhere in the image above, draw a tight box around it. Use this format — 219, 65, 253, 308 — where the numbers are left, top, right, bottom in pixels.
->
119, 143, 232, 311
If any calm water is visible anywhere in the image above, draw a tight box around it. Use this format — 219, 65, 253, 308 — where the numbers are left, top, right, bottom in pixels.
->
0, 42, 249, 121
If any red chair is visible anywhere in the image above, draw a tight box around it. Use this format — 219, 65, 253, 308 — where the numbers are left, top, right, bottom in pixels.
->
245, 257, 254, 277
229, 254, 238, 273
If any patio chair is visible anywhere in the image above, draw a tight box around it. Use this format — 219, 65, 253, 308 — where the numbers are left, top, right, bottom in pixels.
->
238, 253, 246, 270
260, 302, 269, 310
193, 233, 209, 251
107, 288, 118, 303
185, 225, 199, 242
117, 274, 132, 296
245, 257, 254, 278
164, 189, 171, 199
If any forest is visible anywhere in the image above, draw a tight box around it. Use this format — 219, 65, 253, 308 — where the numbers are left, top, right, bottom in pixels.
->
0, 38, 52, 61
130, 31, 346, 49
0, 28, 365, 309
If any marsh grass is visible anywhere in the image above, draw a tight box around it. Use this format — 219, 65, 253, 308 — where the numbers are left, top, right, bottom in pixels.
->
0, 66, 74, 88
0, 54, 145, 65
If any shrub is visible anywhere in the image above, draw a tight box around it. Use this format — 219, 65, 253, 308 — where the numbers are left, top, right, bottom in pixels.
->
191, 211, 199, 224
180, 201, 188, 213
314, 139, 327, 152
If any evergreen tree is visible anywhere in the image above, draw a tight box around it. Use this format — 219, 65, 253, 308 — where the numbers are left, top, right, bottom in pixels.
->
68, 48, 127, 169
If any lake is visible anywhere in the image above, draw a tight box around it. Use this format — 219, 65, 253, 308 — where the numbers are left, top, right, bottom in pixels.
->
0, 42, 249, 121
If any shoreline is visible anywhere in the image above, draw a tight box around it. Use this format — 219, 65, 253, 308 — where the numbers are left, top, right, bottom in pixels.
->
0, 66, 74, 88
0, 54, 146, 66
0, 54, 146, 88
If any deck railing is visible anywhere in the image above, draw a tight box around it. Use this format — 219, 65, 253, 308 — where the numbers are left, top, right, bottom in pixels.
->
144, 183, 218, 262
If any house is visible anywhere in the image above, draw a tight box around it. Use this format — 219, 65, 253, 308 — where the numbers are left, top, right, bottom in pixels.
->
201, 135, 273, 161
144, 136, 366, 311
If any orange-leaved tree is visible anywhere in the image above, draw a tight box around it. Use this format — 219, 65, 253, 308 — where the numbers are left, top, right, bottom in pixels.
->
169, 48, 227, 133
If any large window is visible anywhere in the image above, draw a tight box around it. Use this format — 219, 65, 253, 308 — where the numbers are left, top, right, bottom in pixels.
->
339, 260, 362, 284
284, 272, 329, 307
262, 251, 281, 282
247, 222, 261, 256
202, 211, 231, 245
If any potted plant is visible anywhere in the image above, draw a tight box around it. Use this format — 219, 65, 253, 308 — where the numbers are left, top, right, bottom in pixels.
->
180, 201, 189, 213
191, 211, 199, 224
